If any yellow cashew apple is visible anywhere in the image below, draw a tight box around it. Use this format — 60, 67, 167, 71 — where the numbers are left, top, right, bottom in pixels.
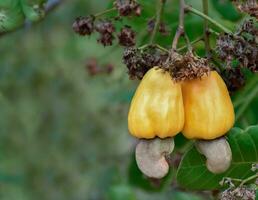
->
128, 67, 184, 139
182, 71, 235, 140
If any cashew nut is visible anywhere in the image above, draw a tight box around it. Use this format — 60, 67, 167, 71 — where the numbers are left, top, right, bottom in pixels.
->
135, 137, 174, 179
195, 137, 232, 174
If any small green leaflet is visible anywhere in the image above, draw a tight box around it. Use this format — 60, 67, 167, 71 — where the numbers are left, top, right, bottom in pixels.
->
176, 126, 258, 190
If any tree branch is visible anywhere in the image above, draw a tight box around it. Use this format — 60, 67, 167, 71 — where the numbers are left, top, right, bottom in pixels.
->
202, 0, 211, 57
150, 0, 166, 44
171, 0, 185, 51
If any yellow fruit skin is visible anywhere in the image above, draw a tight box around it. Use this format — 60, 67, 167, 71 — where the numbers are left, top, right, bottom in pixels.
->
128, 67, 184, 139
182, 71, 235, 140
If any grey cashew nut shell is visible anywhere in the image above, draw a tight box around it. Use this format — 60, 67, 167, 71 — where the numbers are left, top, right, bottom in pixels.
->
135, 137, 174, 179
196, 137, 232, 174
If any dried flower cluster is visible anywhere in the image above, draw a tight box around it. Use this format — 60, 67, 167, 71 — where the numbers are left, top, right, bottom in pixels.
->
72, 16, 95, 36
217, 18, 258, 72
72, 0, 140, 47
232, 0, 258, 18
123, 47, 168, 79
167, 52, 211, 82
216, 18, 258, 91
118, 26, 136, 46
114, 0, 141, 16
95, 21, 116, 46
220, 186, 256, 200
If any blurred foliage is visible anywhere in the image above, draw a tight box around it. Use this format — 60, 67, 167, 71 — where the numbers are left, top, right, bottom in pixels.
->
0, 0, 257, 200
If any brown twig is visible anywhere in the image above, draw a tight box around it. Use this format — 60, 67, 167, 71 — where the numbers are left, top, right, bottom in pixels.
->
171, 0, 193, 53
171, 0, 185, 51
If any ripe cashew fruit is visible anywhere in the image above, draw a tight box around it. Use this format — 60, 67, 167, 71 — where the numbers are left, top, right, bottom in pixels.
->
128, 67, 184, 139
182, 71, 235, 140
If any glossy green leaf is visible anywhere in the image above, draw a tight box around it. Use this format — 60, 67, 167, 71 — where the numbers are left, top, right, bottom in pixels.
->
176, 126, 258, 190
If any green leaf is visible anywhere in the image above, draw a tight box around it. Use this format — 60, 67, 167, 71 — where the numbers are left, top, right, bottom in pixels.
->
176, 126, 258, 190
0, 0, 25, 33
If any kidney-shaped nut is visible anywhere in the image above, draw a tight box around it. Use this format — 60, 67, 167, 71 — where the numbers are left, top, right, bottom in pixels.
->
135, 137, 174, 179
195, 137, 232, 174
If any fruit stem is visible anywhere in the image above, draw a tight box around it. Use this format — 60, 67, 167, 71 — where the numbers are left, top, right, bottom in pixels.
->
185, 6, 231, 34
150, 0, 166, 44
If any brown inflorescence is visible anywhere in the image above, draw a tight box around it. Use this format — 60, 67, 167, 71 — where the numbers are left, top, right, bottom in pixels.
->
114, 0, 141, 16
123, 47, 168, 80
168, 52, 211, 82
117, 26, 136, 47
72, 16, 95, 36
232, 0, 258, 18
216, 18, 258, 72
95, 21, 115, 46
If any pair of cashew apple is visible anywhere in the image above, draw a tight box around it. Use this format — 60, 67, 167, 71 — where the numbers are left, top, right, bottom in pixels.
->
128, 67, 235, 178
0, 0, 46, 33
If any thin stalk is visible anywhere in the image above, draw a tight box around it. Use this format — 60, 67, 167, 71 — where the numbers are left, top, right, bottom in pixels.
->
178, 36, 203, 51
94, 7, 116, 18
208, 28, 219, 36
185, 6, 231, 33
171, 0, 186, 51
139, 44, 169, 53
240, 174, 258, 187
202, 0, 211, 57
150, 0, 166, 44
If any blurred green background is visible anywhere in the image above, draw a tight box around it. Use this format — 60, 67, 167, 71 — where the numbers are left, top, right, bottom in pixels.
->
0, 0, 257, 199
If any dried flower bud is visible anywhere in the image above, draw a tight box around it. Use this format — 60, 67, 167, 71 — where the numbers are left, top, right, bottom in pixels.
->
72, 16, 95, 36
95, 21, 115, 46
117, 26, 136, 47
114, 0, 141, 16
